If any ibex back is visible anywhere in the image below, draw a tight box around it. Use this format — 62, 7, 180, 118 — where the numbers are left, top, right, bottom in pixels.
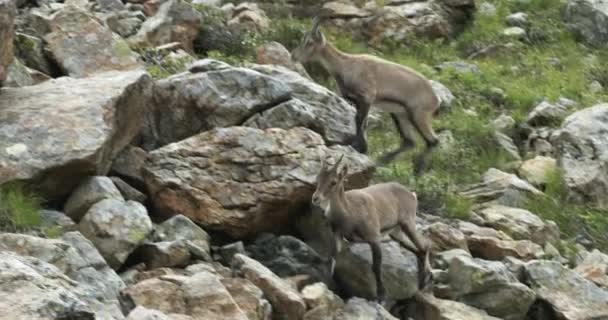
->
312, 154, 432, 302
292, 14, 440, 175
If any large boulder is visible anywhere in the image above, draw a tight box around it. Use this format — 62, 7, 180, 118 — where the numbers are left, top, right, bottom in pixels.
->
334, 240, 419, 301
0, 232, 125, 306
44, 5, 141, 77
524, 260, 608, 319
13, 32, 54, 76
129, 0, 201, 52
552, 104, 608, 208
152, 214, 212, 261
143, 126, 374, 238
0, 0, 15, 85
466, 235, 543, 261
440, 255, 536, 320
64, 176, 123, 222
221, 277, 272, 320
0, 70, 152, 199
79, 198, 153, 269
0, 251, 125, 320
460, 168, 544, 207
564, 0, 608, 47
575, 249, 608, 288
141, 60, 357, 150
233, 253, 307, 320
122, 270, 249, 320
473, 204, 559, 246
246, 233, 332, 286
405, 293, 502, 320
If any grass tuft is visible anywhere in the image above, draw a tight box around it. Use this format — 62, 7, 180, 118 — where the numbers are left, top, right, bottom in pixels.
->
0, 182, 43, 233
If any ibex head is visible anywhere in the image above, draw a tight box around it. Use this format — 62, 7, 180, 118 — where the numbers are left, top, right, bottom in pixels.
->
291, 14, 329, 63
312, 154, 348, 214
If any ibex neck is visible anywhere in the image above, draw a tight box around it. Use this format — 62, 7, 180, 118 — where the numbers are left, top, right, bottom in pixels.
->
318, 43, 347, 77
328, 187, 349, 227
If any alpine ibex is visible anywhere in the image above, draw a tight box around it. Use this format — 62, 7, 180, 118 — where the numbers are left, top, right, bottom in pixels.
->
312, 154, 432, 302
292, 14, 441, 175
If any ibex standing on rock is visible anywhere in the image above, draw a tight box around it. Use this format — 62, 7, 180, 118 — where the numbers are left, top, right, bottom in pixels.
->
312, 154, 432, 302
292, 14, 441, 175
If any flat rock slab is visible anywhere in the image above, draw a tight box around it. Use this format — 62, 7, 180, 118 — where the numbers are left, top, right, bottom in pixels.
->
0, 70, 151, 198
143, 126, 374, 238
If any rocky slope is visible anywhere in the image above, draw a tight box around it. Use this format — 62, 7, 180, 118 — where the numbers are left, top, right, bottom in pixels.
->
1, 0, 608, 319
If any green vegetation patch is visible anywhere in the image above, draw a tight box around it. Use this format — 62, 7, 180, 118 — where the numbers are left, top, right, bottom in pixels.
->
0, 182, 43, 233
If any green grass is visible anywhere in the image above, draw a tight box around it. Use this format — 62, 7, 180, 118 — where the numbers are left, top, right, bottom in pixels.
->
0, 183, 43, 233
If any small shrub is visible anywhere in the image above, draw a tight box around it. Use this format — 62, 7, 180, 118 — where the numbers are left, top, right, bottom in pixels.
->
0, 183, 43, 233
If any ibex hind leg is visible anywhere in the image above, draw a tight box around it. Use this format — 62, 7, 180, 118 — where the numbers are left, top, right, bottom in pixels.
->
377, 112, 416, 166
401, 222, 433, 290
411, 111, 439, 176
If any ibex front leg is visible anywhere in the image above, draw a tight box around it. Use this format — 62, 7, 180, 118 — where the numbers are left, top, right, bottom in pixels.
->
369, 240, 385, 303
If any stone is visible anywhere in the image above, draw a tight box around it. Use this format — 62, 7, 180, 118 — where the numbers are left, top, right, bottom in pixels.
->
96, 0, 125, 11
575, 249, 608, 288
228, 3, 269, 31
0, 70, 152, 199
134, 240, 191, 269
524, 260, 608, 319
457, 220, 513, 240
527, 100, 569, 126
460, 168, 544, 207
126, 306, 183, 320
0, 0, 15, 85
494, 131, 521, 161
407, 292, 502, 320
152, 214, 211, 261
39, 209, 76, 231
434, 248, 472, 270
0, 232, 126, 303
255, 41, 311, 79
518, 156, 558, 187
502, 27, 526, 39
110, 176, 148, 203
506, 12, 528, 27
3, 58, 35, 87
233, 253, 307, 320
123, 271, 248, 319
478, 2, 497, 16
564, 0, 608, 47
0, 251, 125, 320
491, 114, 516, 132
246, 234, 331, 286
44, 5, 141, 78
79, 198, 153, 269
129, 0, 202, 53
322, 1, 371, 18
467, 235, 544, 261
221, 277, 272, 320
143, 127, 374, 238
105, 11, 144, 38
436, 61, 481, 74
589, 80, 604, 93
334, 297, 397, 320
334, 240, 418, 301
423, 222, 469, 253
551, 104, 608, 208
474, 204, 559, 246
301, 282, 344, 320
64, 176, 123, 222
442, 255, 536, 319
110, 145, 148, 188
218, 241, 246, 264
430, 80, 455, 109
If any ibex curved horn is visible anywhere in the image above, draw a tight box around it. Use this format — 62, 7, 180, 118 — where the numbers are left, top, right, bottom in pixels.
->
311, 8, 332, 36
331, 154, 345, 172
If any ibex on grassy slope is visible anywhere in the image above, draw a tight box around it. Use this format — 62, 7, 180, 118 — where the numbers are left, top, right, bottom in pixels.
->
292, 15, 441, 175
312, 154, 432, 302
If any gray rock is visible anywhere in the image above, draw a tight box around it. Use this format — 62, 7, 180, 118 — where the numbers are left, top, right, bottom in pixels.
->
442, 255, 536, 320
255, 41, 311, 79
129, 0, 201, 52
436, 61, 481, 74
3, 58, 34, 87
0, 232, 125, 314
502, 27, 526, 39
79, 198, 153, 269
335, 240, 418, 301
143, 127, 374, 238
527, 100, 569, 126
134, 240, 191, 269
518, 156, 558, 187
491, 114, 516, 132
552, 104, 608, 208
126, 306, 174, 320
494, 131, 521, 161
301, 282, 344, 320
227, 3, 269, 31
474, 204, 559, 246
219, 241, 246, 264
460, 168, 544, 207
575, 249, 608, 288
564, 0, 608, 47
430, 80, 455, 109
434, 248, 472, 270
423, 221, 469, 253
0, 70, 152, 199
524, 260, 608, 319
96, 0, 125, 11
39, 209, 76, 230
334, 297, 397, 320
221, 277, 272, 320
153, 214, 211, 261
64, 176, 123, 222
110, 145, 148, 188
0, 0, 15, 85
105, 11, 144, 38
44, 5, 141, 78
233, 253, 306, 320
0, 251, 125, 320
466, 235, 544, 261
478, 2, 497, 16
589, 80, 604, 93
406, 293, 502, 320
506, 12, 528, 27
110, 176, 148, 203
246, 234, 331, 286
